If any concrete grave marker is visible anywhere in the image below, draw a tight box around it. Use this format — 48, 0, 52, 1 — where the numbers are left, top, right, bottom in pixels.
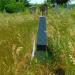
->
36, 16, 47, 51
31, 16, 47, 62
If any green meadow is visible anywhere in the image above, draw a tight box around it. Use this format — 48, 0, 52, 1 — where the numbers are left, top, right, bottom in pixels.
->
0, 8, 75, 75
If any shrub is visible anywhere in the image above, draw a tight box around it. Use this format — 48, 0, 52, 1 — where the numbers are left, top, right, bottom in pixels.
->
5, 3, 16, 13
5, 2, 24, 13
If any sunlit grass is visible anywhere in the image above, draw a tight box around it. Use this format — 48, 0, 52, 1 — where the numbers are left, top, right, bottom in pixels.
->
0, 13, 38, 75
46, 8, 75, 75
0, 8, 75, 75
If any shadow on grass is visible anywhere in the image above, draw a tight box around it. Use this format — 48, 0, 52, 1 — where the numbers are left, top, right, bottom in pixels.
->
47, 46, 54, 59
55, 68, 65, 75
47, 38, 65, 75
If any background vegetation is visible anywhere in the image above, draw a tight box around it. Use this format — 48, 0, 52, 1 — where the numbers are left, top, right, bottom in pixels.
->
0, 0, 75, 75
0, 8, 75, 75
0, 0, 30, 13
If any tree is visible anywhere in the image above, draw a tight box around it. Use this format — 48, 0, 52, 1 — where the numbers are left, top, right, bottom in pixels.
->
0, 0, 16, 11
0, 0, 30, 12
19, 0, 30, 7
47, 0, 69, 5
47, 0, 51, 7
56, 0, 69, 5
52, 0, 69, 5
23, 0, 30, 7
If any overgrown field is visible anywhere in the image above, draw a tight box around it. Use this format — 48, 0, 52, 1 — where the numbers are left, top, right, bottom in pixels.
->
0, 8, 75, 75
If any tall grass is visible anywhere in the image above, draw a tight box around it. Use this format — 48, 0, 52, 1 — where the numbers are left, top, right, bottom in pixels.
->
0, 8, 75, 75
46, 8, 75, 75
0, 13, 38, 75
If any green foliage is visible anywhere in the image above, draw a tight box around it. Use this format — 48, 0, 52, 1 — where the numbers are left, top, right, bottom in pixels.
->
47, 0, 69, 5
47, 0, 51, 7
0, 0, 30, 12
0, 0, 16, 11
16, 0, 30, 7
16, 2, 24, 12
5, 2, 24, 13
23, 0, 30, 7
5, 3, 17, 13
51, 0, 69, 4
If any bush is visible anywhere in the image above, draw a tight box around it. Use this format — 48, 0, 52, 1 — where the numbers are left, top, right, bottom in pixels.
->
5, 3, 16, 13
5, 2, 24, 13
